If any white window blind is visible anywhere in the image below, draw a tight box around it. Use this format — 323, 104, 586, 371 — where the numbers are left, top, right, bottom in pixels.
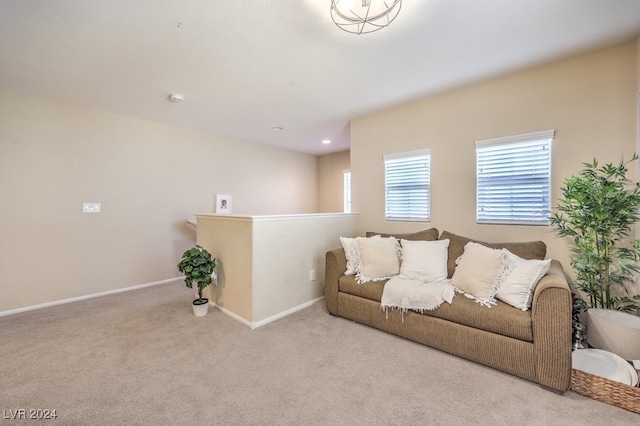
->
384, 149, 430, 221
476, 130, 554, 225
343, 170, 351, 213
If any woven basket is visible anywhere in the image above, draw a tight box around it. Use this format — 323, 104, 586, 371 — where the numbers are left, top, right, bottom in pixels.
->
571, 369, 640, 414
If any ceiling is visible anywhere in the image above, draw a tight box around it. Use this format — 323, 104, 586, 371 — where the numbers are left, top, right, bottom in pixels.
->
1, 1, 640, 155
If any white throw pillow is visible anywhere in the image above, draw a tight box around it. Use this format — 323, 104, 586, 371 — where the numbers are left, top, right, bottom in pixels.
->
399, 239, 449, 282
340, 235, 380, 275
340, 237, 358, 275
356, 236, 400, 284
451, 242, 509, 307
497, 251, 551, 311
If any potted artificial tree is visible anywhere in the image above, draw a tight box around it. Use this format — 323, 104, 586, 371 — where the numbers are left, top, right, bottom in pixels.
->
177, 245, 216, 317
550, 155, 640, 358
550, 154, 640, 313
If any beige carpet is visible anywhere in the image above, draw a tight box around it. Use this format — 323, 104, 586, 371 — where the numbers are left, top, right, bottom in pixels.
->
1, 282, 638, 425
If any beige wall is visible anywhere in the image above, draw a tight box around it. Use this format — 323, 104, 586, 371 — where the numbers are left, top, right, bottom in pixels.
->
351, 40, 639, 280
317, 150, 350, 213
0, 91, 318, 313
252, 214, 357, 324
196, 216, 255, 322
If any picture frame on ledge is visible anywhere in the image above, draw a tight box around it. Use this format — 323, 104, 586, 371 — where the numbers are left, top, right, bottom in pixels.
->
216, 194, 232, 214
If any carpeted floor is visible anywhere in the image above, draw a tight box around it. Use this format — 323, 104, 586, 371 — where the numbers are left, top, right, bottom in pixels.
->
1, 282, 638, 425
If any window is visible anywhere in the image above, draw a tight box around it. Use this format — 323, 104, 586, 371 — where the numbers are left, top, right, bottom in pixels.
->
343, 170, 351, 213
476, 129, 554, 225
384, 149, 430, 221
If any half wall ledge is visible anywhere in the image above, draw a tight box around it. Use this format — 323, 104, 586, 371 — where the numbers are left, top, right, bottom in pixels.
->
195, 213, 358, 327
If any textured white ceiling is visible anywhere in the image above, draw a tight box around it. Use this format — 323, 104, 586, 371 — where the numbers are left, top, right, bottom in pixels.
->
1, 0, 639, 155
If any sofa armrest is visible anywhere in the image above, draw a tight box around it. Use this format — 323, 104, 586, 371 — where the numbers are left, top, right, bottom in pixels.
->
325, 247, 347, 315
531, 260, 572, 392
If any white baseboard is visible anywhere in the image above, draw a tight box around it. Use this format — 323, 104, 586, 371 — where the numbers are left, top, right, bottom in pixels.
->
0, 277, 182, 318
212, 304, 253, 328
1, 283, 324, 328
211, 296, 325, 329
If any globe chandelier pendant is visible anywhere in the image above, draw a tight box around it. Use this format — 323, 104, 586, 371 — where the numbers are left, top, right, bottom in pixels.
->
330, 0, 402, 35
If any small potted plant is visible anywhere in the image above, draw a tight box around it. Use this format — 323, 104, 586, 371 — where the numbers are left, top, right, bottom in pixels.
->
177, 245, 216, 317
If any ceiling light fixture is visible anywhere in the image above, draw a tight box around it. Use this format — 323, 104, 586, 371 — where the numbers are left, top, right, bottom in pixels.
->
330, 0, 402, 35
322, 139, 331, 144
168, 93, 184, 103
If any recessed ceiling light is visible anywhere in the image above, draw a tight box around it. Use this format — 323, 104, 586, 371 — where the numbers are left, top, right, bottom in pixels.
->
322, 139, 331, 144
272, 126, 284, 131
168, 93, 184, 102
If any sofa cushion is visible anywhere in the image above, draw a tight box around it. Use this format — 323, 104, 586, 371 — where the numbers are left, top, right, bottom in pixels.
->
338, 274, 533, 342
339, 275, 386, 302
440, 230, 547, 278
366, 227, 439, 241
424, 294, 534, 342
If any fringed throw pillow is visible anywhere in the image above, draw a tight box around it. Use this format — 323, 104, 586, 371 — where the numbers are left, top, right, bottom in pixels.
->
340, 235, 380, 276
356, 236, 400, 284
451, 242, 509, 307
497, 251, 551, 311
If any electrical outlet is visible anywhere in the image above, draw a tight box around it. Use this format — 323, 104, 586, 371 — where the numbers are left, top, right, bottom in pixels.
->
309, 270, 316, 282
82, 202, 101, 213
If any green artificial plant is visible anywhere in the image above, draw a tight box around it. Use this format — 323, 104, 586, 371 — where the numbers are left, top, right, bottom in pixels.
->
550, 154, 640, 313
177, 245, 216, 301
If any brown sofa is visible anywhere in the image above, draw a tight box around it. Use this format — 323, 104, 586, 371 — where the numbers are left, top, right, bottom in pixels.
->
325, 229, 573, 393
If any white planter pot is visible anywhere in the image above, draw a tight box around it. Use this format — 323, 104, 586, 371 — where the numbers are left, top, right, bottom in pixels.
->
192, 298, 209, 317
587, 308, 640, 360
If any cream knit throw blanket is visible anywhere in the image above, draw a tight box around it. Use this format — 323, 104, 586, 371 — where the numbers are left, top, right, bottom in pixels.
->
380, 276, 455, 322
